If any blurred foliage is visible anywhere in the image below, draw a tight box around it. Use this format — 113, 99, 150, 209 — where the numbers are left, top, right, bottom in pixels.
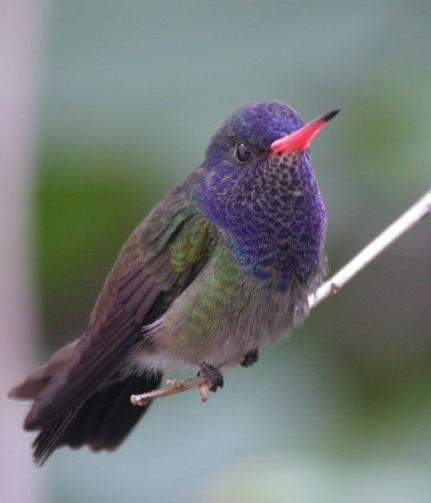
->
29, 1, 431, 502
36, 150, 167, 342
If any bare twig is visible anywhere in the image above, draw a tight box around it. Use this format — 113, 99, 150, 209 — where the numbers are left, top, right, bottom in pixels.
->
130, 377, 208, 406
131, 362, 237, 406
308, 187, 431, 309
130, 362, 231, 407
131, 362, 239, 406
131, 187, 431, 407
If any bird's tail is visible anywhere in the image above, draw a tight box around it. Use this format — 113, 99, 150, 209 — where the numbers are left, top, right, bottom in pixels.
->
9, 340, 79, 401
9, 342, 162, 465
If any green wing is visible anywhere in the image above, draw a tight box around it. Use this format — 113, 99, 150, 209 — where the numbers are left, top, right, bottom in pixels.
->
26, 187, 216, 462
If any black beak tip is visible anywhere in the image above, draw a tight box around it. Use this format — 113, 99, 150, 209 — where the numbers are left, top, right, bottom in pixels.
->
322, 108, 341, 122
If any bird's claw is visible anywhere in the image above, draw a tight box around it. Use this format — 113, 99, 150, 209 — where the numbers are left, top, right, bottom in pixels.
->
240, 349, 259, 368
198, 363, 224, 392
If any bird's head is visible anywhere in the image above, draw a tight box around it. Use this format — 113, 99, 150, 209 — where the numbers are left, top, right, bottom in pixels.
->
201, 100, 338, 197
196, 100, 339, 284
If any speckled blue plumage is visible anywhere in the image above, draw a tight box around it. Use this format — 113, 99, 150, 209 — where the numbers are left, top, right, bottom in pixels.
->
197, 101, 326, 290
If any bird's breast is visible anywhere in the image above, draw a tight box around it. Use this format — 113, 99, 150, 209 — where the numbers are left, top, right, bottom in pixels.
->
145, 242, 318, 368
224, 187, 326, 290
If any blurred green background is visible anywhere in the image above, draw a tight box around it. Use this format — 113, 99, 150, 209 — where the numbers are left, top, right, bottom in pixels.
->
21, 1, 431, 501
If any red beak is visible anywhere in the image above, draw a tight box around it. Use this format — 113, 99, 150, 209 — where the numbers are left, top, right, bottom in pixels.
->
270, 109, 340, 155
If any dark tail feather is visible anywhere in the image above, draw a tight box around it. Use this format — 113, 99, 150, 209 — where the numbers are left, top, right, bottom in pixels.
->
31, 372, 162, 465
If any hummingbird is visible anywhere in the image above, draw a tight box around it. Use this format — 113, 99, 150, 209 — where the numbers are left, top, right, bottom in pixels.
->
9, 101, 339, 464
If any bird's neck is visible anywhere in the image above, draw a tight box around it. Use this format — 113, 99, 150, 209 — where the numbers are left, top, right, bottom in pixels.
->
198, 155, 326, 290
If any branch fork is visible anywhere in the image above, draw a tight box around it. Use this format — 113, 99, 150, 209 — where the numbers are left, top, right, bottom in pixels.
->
131, 187, 431, 407
131, 377, 212, 406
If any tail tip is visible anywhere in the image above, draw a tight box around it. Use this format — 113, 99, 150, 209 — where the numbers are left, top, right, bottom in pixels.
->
23, 408, 40, 431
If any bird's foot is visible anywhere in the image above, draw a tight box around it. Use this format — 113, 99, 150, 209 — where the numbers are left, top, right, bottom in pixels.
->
241, 349, 259, 368
198, 363, 224, 392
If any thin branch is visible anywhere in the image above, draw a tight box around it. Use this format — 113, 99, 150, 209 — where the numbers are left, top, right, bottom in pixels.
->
309, 187, 431, 309
131, 187, 431, 407
131, 362, 238, 406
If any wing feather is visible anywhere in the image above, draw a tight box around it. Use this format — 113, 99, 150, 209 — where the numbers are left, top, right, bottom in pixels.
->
25, 192, 216, 464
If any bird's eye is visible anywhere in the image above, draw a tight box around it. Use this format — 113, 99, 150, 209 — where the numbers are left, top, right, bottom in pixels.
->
234, 142, 252, 163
